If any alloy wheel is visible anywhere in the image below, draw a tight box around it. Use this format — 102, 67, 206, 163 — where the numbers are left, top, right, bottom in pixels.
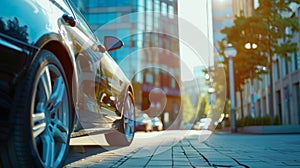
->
123, 94, 135, 143
31, 64, 70, 167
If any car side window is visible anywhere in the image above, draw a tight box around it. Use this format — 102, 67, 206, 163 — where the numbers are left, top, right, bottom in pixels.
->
50, 0, 73, 16
66, 0, 98, 42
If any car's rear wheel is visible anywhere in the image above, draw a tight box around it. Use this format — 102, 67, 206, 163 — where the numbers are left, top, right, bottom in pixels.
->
6, 50, 72, 168
105, 92, 135, 146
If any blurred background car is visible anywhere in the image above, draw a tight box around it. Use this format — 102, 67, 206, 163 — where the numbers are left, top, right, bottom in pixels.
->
135, 112, 153, 132
151, 117, 163, 131
193, 118, 212, 130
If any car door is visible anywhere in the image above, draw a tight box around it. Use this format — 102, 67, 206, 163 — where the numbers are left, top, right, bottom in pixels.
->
66, 0, 124, 129
59, 0, 110, 129
97, 50, 129, 118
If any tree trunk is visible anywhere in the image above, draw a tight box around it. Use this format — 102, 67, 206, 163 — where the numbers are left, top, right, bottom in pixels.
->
240, 90, 244, 119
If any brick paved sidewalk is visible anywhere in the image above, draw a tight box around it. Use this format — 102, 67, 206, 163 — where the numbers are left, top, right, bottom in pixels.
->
65, 131, 300, 168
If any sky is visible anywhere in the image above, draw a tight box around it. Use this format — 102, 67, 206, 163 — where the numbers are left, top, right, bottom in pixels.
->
178, 0, 213, 81
178, 0, 260, 81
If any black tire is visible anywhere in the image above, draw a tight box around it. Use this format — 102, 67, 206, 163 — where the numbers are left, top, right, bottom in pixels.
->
105, 92, 135, 146
5, 50, 72, 168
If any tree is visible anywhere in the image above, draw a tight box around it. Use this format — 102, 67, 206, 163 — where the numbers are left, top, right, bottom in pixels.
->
220, 0, 300, 117
196, 96, 209, 120
0, 17, 29, 43
220, 14, 268, 92
254, 0, 300, 115
182, 93, 196, 123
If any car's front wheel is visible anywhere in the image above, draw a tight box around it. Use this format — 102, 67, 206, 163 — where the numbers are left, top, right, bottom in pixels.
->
5, 50, 72, 168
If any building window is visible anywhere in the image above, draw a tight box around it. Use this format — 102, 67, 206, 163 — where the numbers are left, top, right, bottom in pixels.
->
294, 83, 300, 124
255, 79, 259, 91
284, 87, 291, 124
274, 59, 280, 81
145, 72, 153, 84
137, 0, 145, 12
257, 99, 261, 117
294, 52, 300, 70
261, 74, 265, 88
247, 103, 251, 116
164, 112, 170, 123
173, 103, 178, 114
154, 0, 160, 12
281, 57, 287, 77
262, 97, 266, 116
171, 78, 176, 88
276, 90, 282, 124
146, 1, 153, 31
168, 5, 174, 18
298, 7, 300, 25
146, 0, 153, 11
286, 56, 289, 75
137, 33, 143, 48
161, 2, 167, 16
86, 0, 131, 7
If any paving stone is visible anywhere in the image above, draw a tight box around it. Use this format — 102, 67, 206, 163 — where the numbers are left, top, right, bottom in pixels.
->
188, 158, 208, 165
146, 160, 173, 166
283, 161, 300, 166
145, 166, 171, 168
173, 161, 192, 166
151, 156, 172, 161
210, 161, 239, 167
186, 154, 201, 158
244, 161, 281, 168
173, 157, 189, 162
119, 158, 149, 167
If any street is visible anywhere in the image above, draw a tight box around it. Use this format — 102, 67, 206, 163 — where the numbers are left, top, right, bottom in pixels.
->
65, 131, 300, 168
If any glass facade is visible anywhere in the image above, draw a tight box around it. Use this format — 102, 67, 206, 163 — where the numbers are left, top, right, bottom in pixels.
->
86, 0, 131, 8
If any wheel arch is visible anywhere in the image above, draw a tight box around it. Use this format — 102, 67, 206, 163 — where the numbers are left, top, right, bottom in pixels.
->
41, 41, 78, 120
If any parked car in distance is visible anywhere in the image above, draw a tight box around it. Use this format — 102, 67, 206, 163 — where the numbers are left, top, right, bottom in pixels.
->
0, 0, 135, 167
193, 118, 212, 130
135, 112, 153, 132
151, 117, 163, 131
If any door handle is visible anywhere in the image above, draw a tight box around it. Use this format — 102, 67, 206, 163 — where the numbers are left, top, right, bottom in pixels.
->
62, 14, 76, 27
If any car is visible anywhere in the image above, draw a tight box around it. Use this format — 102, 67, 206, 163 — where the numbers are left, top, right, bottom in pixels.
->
193, 118, 212, 130
151, 117, 163, 131
135, 112, 153, 132
0, 0, 135, 167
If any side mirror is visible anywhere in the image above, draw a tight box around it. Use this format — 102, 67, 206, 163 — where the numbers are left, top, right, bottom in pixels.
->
103, 36, 124, 52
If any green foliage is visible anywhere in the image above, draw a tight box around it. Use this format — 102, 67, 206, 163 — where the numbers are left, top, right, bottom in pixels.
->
182, 93, 196, 123
196, 96, 210, 120
255, 0, 300, 58
243, 115, 256, 126
236, 114, 278, 127
273, 114, 281, 125
236, 119, 244, 127
262, 115, 273, 125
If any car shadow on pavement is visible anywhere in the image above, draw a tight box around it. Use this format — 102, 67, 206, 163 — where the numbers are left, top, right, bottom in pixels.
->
65, 145, 122, 165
